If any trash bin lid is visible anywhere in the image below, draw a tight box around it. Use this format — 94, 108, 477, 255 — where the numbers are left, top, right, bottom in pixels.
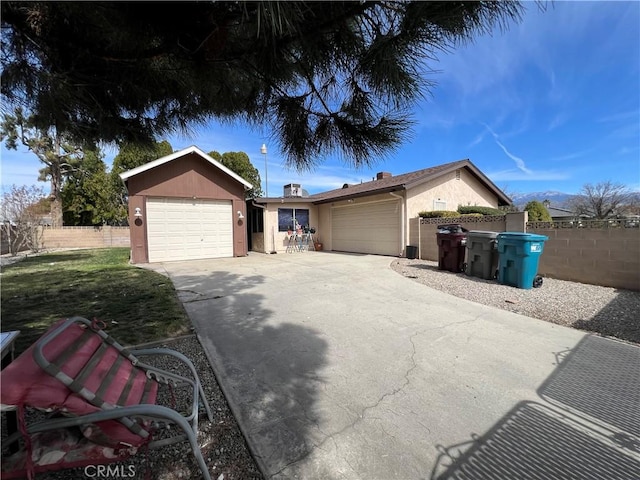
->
497, 232, 549, 241
437, 224, 467, 233
467, 230, 499, 239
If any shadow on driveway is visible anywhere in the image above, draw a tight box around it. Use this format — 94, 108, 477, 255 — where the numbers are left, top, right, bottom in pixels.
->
431, 335, 640, 479
168, 268, 329, 476
572, 289, 640, 344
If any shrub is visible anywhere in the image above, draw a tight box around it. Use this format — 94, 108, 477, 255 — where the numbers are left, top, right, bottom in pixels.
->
457, 205, 505, 216
524, 201, 552, 222
418, 210, 461, 218
459, 213, 483, 217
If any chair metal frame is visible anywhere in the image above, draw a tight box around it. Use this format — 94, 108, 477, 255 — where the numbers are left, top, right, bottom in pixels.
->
1, 317, 214, 480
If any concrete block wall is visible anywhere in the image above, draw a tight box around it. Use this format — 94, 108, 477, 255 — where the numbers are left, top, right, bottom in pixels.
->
40, 226, 130, 249
529, 227, 640, 291
409, 214, 521, 261
408, 214, 639, 291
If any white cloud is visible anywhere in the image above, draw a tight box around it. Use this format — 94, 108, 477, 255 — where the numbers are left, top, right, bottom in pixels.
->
548, 112, 569, 131
597, 110, 639, 123
467, 131, 486, 148
550, 150, 590, 163
481, 123, 532, 175
494, 140, 533, 175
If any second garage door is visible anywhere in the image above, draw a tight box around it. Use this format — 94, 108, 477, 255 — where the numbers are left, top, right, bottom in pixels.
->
146, 198, 233, 262
331, 200, 400, 256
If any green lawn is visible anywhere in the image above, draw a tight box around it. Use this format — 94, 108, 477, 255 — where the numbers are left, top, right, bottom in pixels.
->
1, 248, 191, 355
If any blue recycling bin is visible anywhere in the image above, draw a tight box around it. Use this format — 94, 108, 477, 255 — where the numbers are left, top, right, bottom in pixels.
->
496, 232, 548, 289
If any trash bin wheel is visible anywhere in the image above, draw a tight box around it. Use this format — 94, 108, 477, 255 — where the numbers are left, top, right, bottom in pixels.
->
462, 262, 468, 275
533, 275, 543, 288
493, 269, 499, 280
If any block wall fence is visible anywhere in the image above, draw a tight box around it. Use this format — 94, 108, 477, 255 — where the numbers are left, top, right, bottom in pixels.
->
408, 214, 639, 291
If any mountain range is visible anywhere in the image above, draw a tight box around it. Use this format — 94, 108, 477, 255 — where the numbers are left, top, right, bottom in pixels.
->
508, 191, 575, 208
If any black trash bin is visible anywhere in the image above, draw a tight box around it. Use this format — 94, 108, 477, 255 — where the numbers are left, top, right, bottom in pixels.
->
406, 245, 418, 259
436, 224, 467, 273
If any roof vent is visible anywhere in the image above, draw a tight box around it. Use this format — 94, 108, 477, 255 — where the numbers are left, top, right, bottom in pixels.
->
342, 183, 350, 189
376, 172, 392, 180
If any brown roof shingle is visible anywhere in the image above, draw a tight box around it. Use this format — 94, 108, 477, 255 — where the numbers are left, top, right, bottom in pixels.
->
310, 159, 475, 203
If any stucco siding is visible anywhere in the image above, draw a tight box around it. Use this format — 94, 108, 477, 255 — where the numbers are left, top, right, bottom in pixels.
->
406, 169, 499, 218
262, 202, 319, 253
317, 204, 332, 250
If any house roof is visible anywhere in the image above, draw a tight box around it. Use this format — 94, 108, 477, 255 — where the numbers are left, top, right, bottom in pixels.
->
546, 206, 592, 219
308, 159, 511, 205
547, 206, 576, 218
119, 145, 253, 189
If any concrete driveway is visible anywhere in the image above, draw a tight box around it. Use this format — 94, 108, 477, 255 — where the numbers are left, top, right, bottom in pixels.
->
159, 253, 640, 480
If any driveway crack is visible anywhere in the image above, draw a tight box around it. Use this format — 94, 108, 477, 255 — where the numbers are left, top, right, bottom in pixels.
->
177, 289, 226, 303
357, 329, 421, 417
301, 329, 425, 461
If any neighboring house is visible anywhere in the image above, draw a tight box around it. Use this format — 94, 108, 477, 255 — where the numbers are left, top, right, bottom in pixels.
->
249, 159, 510, 256
546, 206, 579, 222
120, 146, 252, 264
543, 205, 591, 223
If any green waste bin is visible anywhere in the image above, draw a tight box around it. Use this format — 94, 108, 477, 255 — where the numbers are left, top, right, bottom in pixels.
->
496, 232, 548, 289
436, 224, 467, 273
465, 231, 499, 280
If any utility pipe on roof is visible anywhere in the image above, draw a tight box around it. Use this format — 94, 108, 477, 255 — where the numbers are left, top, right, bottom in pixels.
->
389, 191, 406, 257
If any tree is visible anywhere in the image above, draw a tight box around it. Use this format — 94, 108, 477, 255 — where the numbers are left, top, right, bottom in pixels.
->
569, 181, 636, 220
1, 185, 47, 255
498, 183, 519, 213
109, 141, 173, 225
62, 149, 116, 226
524, 200, 552, 222
0, 108, 87, 227
208, 151, 263, 199
1, 2, 523, 169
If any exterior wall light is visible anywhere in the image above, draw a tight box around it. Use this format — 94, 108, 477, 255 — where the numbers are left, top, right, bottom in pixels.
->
237, 210, 245, 219
134, 207, 143, 218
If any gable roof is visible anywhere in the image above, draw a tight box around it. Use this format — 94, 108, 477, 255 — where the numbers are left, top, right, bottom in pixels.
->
547, 206, 579, 218
309, 159, 511, 205
119, 145, 253, 189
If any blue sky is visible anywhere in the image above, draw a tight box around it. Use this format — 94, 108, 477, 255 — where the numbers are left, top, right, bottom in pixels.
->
1, 1, 639, 198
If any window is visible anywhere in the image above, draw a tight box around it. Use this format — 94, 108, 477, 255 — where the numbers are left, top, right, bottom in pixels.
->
278, 208, 309, 231
433, 200, 447, 210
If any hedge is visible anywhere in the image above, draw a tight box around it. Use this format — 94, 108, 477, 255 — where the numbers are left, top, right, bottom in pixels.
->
457, 206, 505, 216
418, 210, 460, 218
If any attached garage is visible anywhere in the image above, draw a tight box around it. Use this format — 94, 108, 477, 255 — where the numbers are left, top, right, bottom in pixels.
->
120, 146, 252, 264
331, 200, 401, 256
146, 198, 233, 262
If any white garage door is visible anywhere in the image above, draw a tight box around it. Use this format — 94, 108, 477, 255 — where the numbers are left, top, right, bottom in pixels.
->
146, 198, 233, 262
331, 200, 400, 256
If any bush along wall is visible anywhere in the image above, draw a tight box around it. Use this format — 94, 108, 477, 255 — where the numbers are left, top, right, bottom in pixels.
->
418, 210, 460, 218
457, 206, 505, 216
